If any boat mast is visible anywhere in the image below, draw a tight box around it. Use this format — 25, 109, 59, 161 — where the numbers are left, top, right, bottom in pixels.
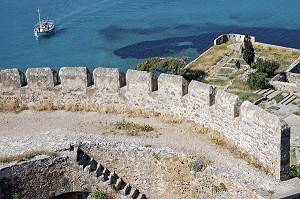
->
37, 8, 41, 23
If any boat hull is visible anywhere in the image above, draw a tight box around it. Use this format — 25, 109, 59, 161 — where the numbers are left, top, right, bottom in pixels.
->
34, 27, 55, 37
34, 29, 55, 37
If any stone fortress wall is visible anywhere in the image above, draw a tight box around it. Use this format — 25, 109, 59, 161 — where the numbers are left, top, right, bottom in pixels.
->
0, 67, 291, 181
214, 33, 256, 45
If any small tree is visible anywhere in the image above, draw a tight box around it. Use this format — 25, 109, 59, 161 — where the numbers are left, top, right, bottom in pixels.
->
235, 60, 241, 69
256, 58, 280, 77
136, 57, 205, 82
243, 34, 255, 66
247, 72, 270, 90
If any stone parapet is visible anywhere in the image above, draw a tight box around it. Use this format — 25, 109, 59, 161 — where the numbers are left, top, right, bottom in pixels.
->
240, 101, 281, 133
215, 90, 242, 118
188, 81, 216, 107
0, 68, 25, 89
158, 74, 188, 97
59, 67, 92, 90
93, 68, 125, 92
214, 34, 255, 45
0, 67, 291, 180
126, 69, 157, 92
26, 67, 58, 89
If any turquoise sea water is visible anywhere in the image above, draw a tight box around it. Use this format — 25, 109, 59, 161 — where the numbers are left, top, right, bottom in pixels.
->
1, 0, 300, 72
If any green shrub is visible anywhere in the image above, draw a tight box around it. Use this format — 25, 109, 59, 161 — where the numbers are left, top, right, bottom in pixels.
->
247, 72, 270, 90
89, 188, 108, 199
136, 57, 205, 82
212, 183, 227, 193
256, 58, 280, 77
219, 183, 227, 191
289, 165, 300, 178
136, 57, 186, 74
294, 111, 300, 116
115, 117, 155, 136
115, 117, 127, 130
178, 68, 205, 82
189, 160, 203, 172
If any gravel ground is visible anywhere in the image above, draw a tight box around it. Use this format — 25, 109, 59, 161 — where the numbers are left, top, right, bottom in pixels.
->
0, 110, 294, 198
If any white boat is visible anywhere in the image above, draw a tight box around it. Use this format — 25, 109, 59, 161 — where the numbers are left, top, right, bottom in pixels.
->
33, 8, 55, 37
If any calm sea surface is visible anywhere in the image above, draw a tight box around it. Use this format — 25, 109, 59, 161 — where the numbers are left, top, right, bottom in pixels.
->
1, 0, 300, 72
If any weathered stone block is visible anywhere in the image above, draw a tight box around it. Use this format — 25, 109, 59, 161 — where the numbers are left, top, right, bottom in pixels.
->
59, 67, 92, 90
126, 70, 157, 92
287, 72, 300, 86
215, 90, 241, 118
0, 68, 25, 89
240, 101, 281, 132
158, 74, 188, 97
26, 67, 58, 89
188, 81, 216, 106
93, 68, 125, 92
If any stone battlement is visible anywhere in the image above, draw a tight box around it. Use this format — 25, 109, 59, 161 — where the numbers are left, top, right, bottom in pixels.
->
214, 33, 256, 45
0, 67, 290, 180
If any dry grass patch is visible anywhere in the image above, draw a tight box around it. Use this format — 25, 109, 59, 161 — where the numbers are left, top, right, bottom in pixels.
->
218, 68, 235, 77
160, 115, 185, 124
114, 117, 155, 136
228, 78, 251, 91
254, 44, 300, 71
0, 150, 57, 164
188, 42, 235, 71
0, 99, 28, 113
30, 102, 126, 114
31, 102, 162, 118
204, 78, 228, 86
228, 90, 262, 102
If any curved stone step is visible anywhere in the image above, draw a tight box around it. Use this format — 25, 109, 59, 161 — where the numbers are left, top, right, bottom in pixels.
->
115, 178, 126, 190
95, 164, 105, 177
129, 189, 140, 199
121, 184, 132, 196
89, 158, 98, 172
99, 168, 110, 182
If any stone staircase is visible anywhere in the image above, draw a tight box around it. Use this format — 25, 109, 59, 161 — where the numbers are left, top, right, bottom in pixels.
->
255, 88, 297, 105
280, 94, 297, 105
73, 146, 147, 199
